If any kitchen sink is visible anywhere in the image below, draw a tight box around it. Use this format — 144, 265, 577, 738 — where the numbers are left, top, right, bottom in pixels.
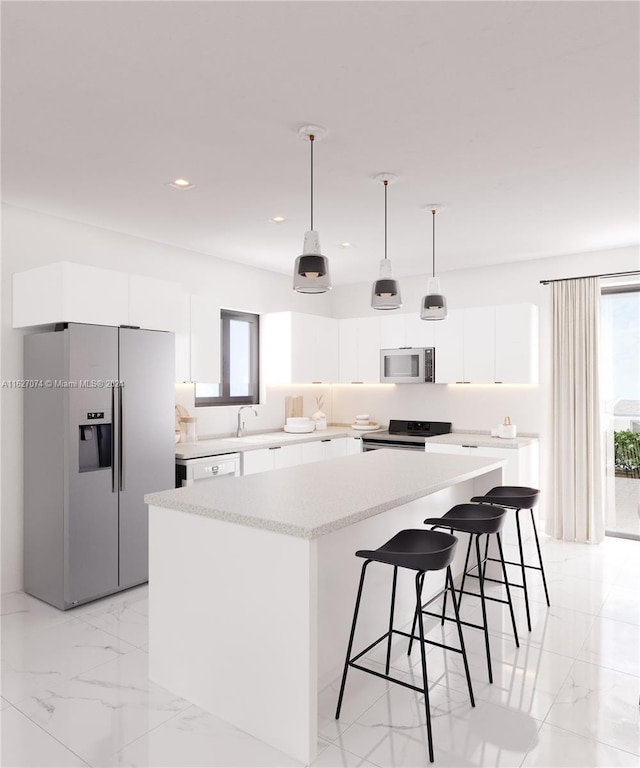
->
226, 433, 299, 444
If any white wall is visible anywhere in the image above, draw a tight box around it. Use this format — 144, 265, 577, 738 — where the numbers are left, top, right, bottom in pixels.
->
1, 204, 333, 593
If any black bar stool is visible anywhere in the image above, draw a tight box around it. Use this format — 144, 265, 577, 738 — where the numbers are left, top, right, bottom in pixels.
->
470, 486, 549, 632
410, 503, 520, 684
335, 529, 475, 763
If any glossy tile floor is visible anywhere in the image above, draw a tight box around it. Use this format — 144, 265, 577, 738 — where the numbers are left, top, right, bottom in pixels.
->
2, 534, 639, 767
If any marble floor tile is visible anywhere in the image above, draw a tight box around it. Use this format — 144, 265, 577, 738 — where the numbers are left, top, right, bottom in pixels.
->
1, 618, 135, 705
577, 615, 640, 676
521, 722, 640, 767
69, 584, 149, 619
310, 741, 383, 767
336, 680, 540, 767
545, 659, 640, 755
517, 572, 612, 616
14, 649, 190, 767
600, 583, 640, 626
111, 704, 301, 767
81, 604, 149, 649
0, 705, 90, 767
1, 695, 11, 710
1, 591, 72, 638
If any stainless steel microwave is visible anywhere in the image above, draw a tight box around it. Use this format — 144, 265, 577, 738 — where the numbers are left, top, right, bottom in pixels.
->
380, 348, 435, 383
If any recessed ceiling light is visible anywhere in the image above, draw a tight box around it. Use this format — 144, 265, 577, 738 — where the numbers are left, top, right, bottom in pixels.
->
339, 242, 352, 248
269, 216, 286, 224
169, 178, 195, 190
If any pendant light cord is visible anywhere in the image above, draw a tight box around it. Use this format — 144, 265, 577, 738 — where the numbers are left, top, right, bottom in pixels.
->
309, 134, 315, 231
384, 179, 388, 260
432, 208, 436, 278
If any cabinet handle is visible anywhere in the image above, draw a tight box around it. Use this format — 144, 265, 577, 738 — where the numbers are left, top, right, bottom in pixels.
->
269, 446, 281, 451
321, 439, 331, 443
311, 381, 322, 384
494, 381, 503, 384
455, 381, 464, 384
463, 445, 478, 449
351, 381, 363, 384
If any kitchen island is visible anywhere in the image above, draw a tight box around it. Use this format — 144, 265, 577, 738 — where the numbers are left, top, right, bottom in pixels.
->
145, 449, 504, 764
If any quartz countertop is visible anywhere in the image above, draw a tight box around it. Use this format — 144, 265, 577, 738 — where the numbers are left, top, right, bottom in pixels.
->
426, 432, 538, 450
147, 449, 505, 539
175, 426, 361, 460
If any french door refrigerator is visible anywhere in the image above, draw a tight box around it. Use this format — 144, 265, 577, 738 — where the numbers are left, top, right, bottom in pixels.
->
24, 323, 174, 609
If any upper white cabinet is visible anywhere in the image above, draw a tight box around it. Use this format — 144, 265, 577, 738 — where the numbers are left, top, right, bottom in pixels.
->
379, 313, 436, 350
13, 262, 186, 333
339, 317, 381, 383
495, 304, 538, 384
13, 262, 130, 328
261, 312, 339, 384
433, 304, 538, 384
175, 295, 221, 383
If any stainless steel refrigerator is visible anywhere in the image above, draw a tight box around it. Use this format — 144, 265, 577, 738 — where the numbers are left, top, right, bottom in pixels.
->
24, 323, 174, 609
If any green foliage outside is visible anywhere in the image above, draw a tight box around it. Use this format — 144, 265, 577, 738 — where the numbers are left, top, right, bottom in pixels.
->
614, 430, 640, 475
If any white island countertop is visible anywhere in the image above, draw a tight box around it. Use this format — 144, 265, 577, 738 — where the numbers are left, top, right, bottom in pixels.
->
146, 449, 504, 539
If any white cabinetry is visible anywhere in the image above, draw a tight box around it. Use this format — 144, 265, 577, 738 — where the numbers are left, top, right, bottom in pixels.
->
495, 304, 538, 384
339, 317, 381, 383
176, 295, 221, 383
433, 304, 537, 384
13, 262, 186, 334
262, 312, 339, 384
13, 262, 130, 328
379, 313, 436, 349
345, 436, 362, 454
242, 444, 301, 475
425, 441, 539, 487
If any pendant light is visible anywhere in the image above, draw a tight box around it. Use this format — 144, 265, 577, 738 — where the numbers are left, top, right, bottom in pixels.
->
371, 173, 402, 310
293, 125, 331, 293
420, 206, 447, 320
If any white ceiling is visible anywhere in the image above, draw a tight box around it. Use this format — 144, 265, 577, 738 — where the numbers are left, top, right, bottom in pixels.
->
2, 1, 638, 285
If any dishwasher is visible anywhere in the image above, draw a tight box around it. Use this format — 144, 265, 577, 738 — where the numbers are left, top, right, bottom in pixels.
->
175, 453, 241, 487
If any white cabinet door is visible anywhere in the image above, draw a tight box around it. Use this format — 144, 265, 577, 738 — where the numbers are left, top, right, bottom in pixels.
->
299, 441, 324, 464
242, 449, 274, 476
272, 444, 301, 469
346, 436, 362, 455
321, 437, 348, 459
463, 307, 495, 383
129, 274, 186, 332
405, 314, 436, 348
434, 309, 464, 383
357, 317, 381, 383
262, 312, 339, 384
13, 262, 129, 328
339, 318, 359, 383
495, 304, 538, 384
379, 314, 407, 349
190, 296, 221, 383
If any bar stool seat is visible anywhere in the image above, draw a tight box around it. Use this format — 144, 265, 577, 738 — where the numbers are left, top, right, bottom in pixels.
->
335, 529, 475, 763
413, 503, 520, 684
470, 486, 549, 632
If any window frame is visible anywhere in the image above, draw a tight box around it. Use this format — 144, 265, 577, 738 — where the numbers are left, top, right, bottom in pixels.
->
194, 309, 260, 407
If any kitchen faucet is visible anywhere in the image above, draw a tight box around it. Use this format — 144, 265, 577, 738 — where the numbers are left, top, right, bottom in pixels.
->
237, 406, 258, 437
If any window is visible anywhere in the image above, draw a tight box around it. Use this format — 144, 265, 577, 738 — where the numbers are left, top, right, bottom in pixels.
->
194, 310, 260, 407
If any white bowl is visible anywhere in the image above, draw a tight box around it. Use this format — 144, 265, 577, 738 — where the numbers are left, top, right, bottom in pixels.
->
355, 414, 370, 421
287, 417, 311, 425
283, 423, 316, 433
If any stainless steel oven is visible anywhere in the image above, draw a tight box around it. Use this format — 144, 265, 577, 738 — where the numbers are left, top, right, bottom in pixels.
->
361, 420, 451, 452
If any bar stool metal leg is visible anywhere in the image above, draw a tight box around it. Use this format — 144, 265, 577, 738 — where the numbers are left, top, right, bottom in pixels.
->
335, 560, 370, 720
496, 532, 519, 648
446, 566, 475, 708
385, 566, 398, 675
475, 534, 493, 683
531, 508, 551, 606
515, 508, 532, 632
414, 570, 434, 763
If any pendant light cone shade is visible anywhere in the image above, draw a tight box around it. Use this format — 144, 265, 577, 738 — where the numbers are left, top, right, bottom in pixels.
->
293, 231, 331, 293
293, 130, 331, 293
371, 177, 402, 310
420, 208, 447, 320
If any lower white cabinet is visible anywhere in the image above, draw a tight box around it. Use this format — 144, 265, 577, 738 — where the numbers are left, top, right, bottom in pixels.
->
425, 441, 539, 487
346, 436, 362, 454
242, 444, 301, 475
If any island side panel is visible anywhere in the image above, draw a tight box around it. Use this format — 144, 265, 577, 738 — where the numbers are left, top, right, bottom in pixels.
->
317, 467, 503, 689
148, 505, 318, 765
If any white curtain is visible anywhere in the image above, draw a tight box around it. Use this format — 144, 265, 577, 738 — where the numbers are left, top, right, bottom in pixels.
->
548, 277, 605, 543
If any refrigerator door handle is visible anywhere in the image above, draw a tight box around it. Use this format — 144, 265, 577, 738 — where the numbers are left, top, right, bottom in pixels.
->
119, 384, 125, 492
111, 385, 117, 493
